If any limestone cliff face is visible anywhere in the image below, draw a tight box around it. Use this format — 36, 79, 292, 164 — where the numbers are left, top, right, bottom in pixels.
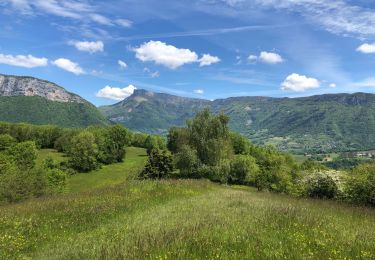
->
0, 74, 85, 103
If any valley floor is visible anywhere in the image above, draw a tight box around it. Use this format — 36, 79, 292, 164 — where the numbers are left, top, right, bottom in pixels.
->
1, 148, 374, 259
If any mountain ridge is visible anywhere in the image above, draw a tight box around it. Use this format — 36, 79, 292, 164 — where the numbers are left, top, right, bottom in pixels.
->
0, 74, 108, 127
100, 89, 375, 153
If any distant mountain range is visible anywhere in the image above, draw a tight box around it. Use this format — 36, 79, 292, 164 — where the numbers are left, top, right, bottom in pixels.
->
0, 74, 107, 127
100, 89, 375, 154
1, 73, 374, 153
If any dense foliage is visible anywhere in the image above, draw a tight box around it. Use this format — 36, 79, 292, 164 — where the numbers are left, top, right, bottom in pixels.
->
0, 96, 108, 127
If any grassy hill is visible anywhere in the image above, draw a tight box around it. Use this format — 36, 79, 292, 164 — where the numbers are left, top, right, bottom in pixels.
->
100, 90, 375, 153
0, 96, 108, 127
1, 147, 374, 259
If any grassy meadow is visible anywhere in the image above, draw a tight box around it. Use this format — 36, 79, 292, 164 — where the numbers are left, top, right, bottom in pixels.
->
0, 147, 374, 259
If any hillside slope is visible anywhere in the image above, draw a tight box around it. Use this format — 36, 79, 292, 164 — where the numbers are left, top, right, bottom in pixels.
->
0, 74, 107, 127
100, 90, 375, 153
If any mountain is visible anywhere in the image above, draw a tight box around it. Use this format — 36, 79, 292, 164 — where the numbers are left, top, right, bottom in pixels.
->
100, 89, 375, 153
0, 74, 107, 127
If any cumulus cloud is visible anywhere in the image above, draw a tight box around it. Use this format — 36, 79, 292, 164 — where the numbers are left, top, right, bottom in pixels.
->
356, 43, 375, 54
194, 89, 204, 94
96, 85, 136, 101
118, 60, 128, 69
134, 41, 220, 69
134, 41, 198, 69
52, 58, 85, 75
259, 51, 283, 64
281, 73, 320, 92
329, 83, 337, 88
248, 51, 283, 64
199, 54, 220, 66
69, 40, 104, 53
0, 53, 48, 68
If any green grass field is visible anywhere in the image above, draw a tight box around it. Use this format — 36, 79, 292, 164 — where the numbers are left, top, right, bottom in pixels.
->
1, 147, 374, 259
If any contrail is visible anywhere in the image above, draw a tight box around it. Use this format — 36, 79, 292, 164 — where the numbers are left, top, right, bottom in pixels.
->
115, 24, 294, 41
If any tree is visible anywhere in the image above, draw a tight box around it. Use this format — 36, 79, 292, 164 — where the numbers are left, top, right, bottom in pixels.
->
144, 135, 159, 155
305, 173, 338, 199
230, 132, 252, 155
0, 134, 16, 151
167, 127, 189, 153
175, 145, 200, 178
345, 163, 375, 206
229, 155, 260, 184
68, 131, 99, 172
7, 141, 37, 171
141, 149, 173, 179
187, 108, 232, 165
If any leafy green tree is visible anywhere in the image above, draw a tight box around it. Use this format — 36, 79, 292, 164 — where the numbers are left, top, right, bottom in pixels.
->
305, 173, 338, 199
175, 145, 200, 178
144, 135, 159, 155
187, 108, 232, 165
167, 127, 189, 153
229, 155, 260, 184
345, 163, 375, 206
230, 132, 252, 155
68, 131, 99, 172
7, 141, 37, 171
0, 134, 16, 151
141, 149, 173, 179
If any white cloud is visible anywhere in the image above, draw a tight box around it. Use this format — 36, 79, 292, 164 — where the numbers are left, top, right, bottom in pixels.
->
134, 41, 220, 69
199, 54, 220, 66
69, 40, 104, 53
151, 71, 160, 78
252, 0, 375, 38
248, 54, 258, 62
3, 0, 132, 28
89, 14, 112, 26
52, 58, 85, 75
0, 53, 48, 68
329, 83, 337, 88
247, 51, 283, 64
96, 85, 136, 101
194, 89, 204, 94
134, 41, 198, 69
115, 19, 133, 28
281, 73, 320, 92
356, 43, 375, 54
118, 60, 128, 69
259, 51, 283, 64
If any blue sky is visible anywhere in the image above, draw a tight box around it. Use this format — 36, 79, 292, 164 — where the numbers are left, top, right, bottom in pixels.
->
1, 0, 375, 106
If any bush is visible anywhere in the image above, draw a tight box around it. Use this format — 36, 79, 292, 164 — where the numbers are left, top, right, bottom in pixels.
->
141, 149, 173, 179
229, 155, 259, 185
68, 131, 99, 172
0, 134, 16, 151
305, 173, 338, 199
345, 163, 375, 206
7, 141, 37, 171
175, 145, 200, 178
46, 169, 67, 193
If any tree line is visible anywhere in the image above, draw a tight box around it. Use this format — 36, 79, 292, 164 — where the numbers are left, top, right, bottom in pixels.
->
0, 122, 165, 203
141, 109, 375, 207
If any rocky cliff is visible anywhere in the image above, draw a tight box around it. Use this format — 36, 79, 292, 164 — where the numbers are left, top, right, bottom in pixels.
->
0, 74, 85, 103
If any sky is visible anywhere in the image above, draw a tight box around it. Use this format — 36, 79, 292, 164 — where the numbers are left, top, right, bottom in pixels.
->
1, 0, 375, 106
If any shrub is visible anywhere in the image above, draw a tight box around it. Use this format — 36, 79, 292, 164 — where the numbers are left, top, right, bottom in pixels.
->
229, 155, 259, 185
305, 173, 338, 199
345, 163, 375, 206
7, 141, 37, 171
46, 169, 67, 193
68, 131, 99, 172
0, 134, 16, 151
141, 149, 173, 179
230, 132, 252, 155
175, 145, 200, 178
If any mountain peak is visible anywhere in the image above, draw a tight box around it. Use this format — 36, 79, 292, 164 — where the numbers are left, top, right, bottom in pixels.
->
0, 74, 85, 103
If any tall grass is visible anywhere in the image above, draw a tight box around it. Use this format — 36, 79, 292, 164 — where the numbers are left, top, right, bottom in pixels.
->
0, 148, 374, 259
